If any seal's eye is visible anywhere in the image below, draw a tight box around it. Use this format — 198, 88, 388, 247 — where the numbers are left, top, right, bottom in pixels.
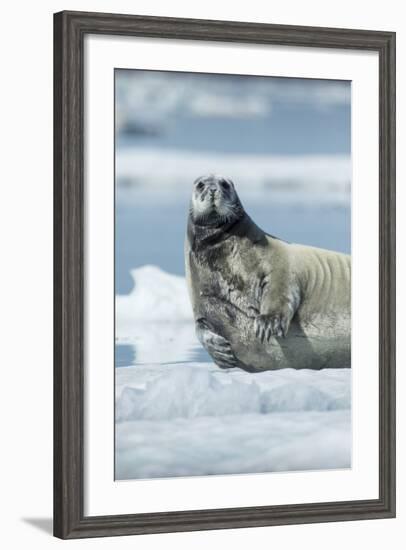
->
220, 180, 230, 190
196, 181, 204, 191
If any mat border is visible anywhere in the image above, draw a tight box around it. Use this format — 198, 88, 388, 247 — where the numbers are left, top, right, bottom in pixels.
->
53, 10, 396, 539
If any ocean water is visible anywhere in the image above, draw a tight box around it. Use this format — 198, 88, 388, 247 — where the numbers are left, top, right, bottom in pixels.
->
116, 195, 350, 294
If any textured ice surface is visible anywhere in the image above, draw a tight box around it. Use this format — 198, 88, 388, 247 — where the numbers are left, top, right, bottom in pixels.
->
115, 364, 351, 479
115, 267, 351, 480
116, 365, 350, 421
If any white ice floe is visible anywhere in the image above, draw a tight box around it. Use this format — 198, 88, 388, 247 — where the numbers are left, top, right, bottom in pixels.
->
116, 266, 197, 363
116, 148, 351, 203
115, 364, 351, 479
116, 364, 351, 421
116, 265, 192, 324
116, 410, 350, 479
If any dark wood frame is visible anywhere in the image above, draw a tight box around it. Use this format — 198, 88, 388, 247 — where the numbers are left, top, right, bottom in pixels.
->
54, 10, 396, 539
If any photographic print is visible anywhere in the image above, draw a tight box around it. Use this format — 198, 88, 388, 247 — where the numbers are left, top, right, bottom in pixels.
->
54, 12, 395, 538
114, 69, 351, 481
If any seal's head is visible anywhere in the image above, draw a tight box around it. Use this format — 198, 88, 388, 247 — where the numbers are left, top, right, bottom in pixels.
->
190, 174, 244, 226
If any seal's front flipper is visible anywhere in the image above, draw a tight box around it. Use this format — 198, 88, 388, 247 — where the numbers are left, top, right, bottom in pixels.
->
195, 318, 238, 369
255, 274, 300, 341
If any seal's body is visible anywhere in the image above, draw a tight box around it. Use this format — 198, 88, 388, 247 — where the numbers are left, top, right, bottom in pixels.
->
185, 174, 350, 372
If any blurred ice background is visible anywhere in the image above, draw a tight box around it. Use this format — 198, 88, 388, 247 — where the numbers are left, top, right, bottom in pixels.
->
115, 70, 351, 480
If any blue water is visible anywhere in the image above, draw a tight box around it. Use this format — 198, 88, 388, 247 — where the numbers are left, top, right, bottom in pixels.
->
116, 196, 351, 294
117, 103, 350, 156
116, 71, 351, 156
115, 344, 136, 367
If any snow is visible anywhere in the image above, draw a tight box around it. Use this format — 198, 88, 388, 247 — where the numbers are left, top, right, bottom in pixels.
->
116, 365, 350, 421
116, 266, 196, 363
115, 266, 351, 480
116, 265, 193, 326
115, 365, 350, 480
116, 411, 350, 479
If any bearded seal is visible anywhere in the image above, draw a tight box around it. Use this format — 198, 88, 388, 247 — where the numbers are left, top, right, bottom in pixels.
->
185, 174, 351, 372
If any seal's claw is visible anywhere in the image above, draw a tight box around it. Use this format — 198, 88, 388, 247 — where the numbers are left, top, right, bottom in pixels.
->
254, 316, 267, 342
255, 313, 290, 340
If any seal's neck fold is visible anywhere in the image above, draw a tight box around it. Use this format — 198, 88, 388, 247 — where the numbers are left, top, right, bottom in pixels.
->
188, 212, 265, 252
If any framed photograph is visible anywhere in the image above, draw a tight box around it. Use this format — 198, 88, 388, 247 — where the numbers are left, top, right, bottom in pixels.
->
54, 10, 396, 539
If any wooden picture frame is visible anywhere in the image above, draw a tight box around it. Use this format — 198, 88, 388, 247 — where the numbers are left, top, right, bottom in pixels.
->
54, 10, 396, 539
